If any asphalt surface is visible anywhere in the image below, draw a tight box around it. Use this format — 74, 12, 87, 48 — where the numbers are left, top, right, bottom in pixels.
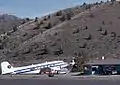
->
1, 78, 120, 85
1, 73, 120, 85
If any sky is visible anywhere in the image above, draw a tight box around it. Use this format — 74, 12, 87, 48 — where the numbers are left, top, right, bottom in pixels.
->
0, 0, 107, 18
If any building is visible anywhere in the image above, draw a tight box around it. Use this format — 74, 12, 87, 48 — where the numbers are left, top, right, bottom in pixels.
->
84, 58, 120, 75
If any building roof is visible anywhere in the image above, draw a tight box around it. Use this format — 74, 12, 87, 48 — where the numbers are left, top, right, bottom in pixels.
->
85, 58, 120, 65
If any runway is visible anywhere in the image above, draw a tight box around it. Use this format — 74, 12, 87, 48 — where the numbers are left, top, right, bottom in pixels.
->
0, 79, 120, 85
1, 73, 120, 85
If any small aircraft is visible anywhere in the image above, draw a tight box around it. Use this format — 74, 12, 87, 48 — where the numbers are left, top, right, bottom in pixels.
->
0, 60, 75, 75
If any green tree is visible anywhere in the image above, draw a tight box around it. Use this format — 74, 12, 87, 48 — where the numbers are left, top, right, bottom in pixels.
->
73, 51, 88, 72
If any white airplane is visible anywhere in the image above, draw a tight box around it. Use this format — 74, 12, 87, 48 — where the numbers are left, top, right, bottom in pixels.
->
0, 60, 74, 75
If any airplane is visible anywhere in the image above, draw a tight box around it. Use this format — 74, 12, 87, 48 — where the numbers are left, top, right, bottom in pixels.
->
0, 60, 75, 75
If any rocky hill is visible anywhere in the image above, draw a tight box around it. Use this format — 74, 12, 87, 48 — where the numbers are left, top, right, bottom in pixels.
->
0, 0, 120, 66
0, 14, 23, 34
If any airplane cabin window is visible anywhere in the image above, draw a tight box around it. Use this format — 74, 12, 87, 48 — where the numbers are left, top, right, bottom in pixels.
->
7, 65, 11, 69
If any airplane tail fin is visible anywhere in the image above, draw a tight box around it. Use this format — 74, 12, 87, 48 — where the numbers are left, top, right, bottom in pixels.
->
1, 61, 14, 74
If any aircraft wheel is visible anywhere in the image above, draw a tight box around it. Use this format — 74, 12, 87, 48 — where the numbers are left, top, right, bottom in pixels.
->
48, 73, 54, 77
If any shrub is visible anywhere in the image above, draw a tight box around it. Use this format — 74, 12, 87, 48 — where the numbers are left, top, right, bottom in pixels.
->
84, 34, 92, 40
12, 25, 17, 32
47, 15, 51, 19
22, 33, 27, 37
39, 48, 48, 55
85, 4, 91, 10
43, 16, 47, 21
111, 32, 116, 37
66, 13, 71, 20
39, 20, 44, 25
26, 18, 30, 21
83, 2, 87, 6
102, 21, 105, 25
100, 1, 103, 4
21, 48, 31, 54
96, 27, 102, 31
81, 26, 88, 30
111, 0, 116, 3
0, 43, 3, 49
54, 32, 58, 36
79, 43, 87, 48
59, 15, 66, 21
85, 26, 88, 30
35, 17, 38, 22
56, 11, 62, 16
73, 28, 79, 34
21, 19, 26, 24
73, 52, 88, 72
54, 48, 63, 56
110, 0, 116, 5
118, 17, 120, 19
101, 30, 107, 35
44, 22, 52, 29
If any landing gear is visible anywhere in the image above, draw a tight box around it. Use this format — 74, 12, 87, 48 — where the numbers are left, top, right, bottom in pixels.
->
48, 72, 54, 77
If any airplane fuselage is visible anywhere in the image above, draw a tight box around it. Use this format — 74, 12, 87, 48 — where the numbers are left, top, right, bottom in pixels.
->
1, 60, 69, 75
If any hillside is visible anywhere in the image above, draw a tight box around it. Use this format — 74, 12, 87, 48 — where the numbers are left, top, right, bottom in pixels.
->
1, 1, 120, 66
0, 14, 23, 34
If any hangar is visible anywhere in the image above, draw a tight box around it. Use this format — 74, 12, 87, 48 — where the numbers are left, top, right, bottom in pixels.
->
84, 58, 120, 75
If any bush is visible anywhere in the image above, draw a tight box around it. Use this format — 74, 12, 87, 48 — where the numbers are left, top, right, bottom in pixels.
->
111, 32, 116, 37
0, 43, 3, 49
35, 17, 38, 22
111, 0, 116, 3
59, 15, 66, 21
44, 22, 52, 29
81, 26, 88, 30
118, 17, 120, 19
21, 48, 31, 54
83, 2, 87, 6
101, 30, 107, 35
73, 52, 87, 72
39, 20, 44, 25
85, 4, 91, 10
43, 16, 47, 21
79, 43, 87, 48
100, 1, 103, 4
37, 45, 48, 55
84, 34, 92, 40
26, 18, 30, 21
56, 11, 62, 16
66, 13, 71, 20
54, 48, 63, 56
47, 15, 51, 19
85, 26, 88, 30
73, 28, 79, 34
39, 48, 48, 55
96, 27, 102, 31
22, 33, 27, 37
110, 0, 116, 5
54, 32, 59, 36
102, 21, 105, 25
21, 19, 26, 24
12, 25, 17, 32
